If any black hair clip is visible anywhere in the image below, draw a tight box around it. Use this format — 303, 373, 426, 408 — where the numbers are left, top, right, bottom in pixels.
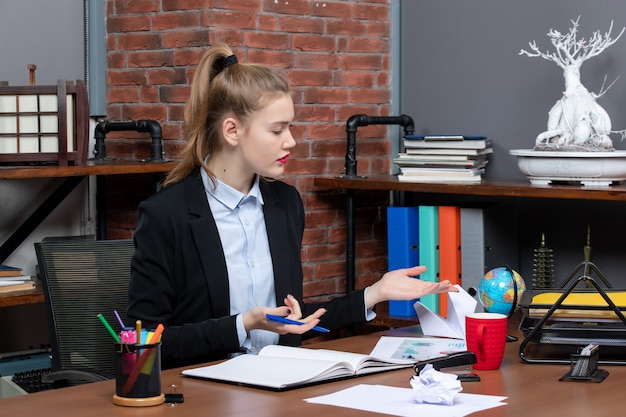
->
224, 54, 238, 68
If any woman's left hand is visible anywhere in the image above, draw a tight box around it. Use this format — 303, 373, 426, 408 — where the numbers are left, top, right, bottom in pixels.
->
364, 265, 459, 309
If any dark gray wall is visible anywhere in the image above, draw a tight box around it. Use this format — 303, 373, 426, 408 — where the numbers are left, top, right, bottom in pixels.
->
0, 0, 84, 86
399, 2, 626, 287
400, 1, 626, 180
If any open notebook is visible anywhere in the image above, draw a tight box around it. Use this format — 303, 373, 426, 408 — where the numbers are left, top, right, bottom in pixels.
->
181, 344, 414, 391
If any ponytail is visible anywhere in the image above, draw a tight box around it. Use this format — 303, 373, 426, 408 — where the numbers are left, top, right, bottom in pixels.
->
164, 43, 290, 187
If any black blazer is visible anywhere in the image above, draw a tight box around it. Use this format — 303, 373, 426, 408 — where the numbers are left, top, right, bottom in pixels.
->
127, 168, 367, 369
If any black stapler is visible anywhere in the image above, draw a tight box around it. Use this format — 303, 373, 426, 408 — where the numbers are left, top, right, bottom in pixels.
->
413, 351, 480, 382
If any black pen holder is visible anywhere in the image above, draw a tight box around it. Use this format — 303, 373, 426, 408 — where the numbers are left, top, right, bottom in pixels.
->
559, 349, 609, 383
112, 342, 164, 407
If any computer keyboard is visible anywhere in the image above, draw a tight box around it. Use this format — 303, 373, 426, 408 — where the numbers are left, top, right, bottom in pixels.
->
11, 368, 55, 393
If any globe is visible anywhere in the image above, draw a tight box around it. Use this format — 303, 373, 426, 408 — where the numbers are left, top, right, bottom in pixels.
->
478, 267, 526, 315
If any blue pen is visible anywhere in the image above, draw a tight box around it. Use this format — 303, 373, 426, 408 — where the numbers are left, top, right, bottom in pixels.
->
266, 314, 329, 333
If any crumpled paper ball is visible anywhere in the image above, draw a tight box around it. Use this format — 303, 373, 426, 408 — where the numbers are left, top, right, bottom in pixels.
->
410, 363, 463, 406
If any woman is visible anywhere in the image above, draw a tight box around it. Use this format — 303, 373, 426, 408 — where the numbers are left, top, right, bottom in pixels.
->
127, 43, 457, 369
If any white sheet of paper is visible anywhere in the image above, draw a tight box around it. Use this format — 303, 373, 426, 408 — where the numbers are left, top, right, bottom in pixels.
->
413, 285, 477, 340
369, 336, 466, 361
304, 384, 507, 417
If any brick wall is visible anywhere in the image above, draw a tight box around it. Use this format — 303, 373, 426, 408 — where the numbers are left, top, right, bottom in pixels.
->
104, 0, 393, 301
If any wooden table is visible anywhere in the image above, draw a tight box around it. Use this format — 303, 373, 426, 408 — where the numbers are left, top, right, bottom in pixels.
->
2, 318, 623, 416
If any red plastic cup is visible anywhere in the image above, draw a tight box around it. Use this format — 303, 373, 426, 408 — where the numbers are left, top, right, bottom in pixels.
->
465, 312, 508, 370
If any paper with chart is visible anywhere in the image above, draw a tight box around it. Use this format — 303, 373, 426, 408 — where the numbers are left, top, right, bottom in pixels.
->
369, 336, 466, 361
414, 285, 477, 340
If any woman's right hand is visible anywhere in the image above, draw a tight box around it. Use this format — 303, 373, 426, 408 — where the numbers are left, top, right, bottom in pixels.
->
242, 294, 326, 335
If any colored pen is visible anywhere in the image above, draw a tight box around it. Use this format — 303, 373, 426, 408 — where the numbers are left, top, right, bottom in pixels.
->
148, 323, 164, 344
113, 310, 125, 329
97, 313, 121, 343
136, 319, 142, 345
266, 314, 329, 333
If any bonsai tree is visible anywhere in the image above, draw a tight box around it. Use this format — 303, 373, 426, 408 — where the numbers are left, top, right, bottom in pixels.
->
520, 17, 625, 151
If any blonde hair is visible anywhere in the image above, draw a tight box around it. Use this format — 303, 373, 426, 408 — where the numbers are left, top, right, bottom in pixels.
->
164, 43, 291, 187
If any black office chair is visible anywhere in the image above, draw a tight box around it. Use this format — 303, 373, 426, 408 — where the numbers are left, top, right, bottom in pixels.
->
34, 238, 135, 387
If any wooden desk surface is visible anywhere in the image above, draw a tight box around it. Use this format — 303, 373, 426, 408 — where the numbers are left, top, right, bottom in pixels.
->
1, 321, 624, 416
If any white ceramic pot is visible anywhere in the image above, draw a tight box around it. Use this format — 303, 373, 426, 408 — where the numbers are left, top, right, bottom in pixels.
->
510, 149, 626, 186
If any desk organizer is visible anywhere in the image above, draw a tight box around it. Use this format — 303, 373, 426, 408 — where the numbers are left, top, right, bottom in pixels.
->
559, 349, 609, 382
518, 275, 626, 365
0, 80, 89, 166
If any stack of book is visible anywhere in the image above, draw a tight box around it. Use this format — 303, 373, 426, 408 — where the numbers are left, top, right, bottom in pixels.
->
0, 265, 35, 294
393, 135, 493, 183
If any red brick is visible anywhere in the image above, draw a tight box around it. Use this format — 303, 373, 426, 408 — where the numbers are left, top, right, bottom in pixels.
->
294, 53, 338, 70
162, 0, 208, 11
140, 86, 159, 103
118, 33, 163, 50
108, 70, 147, 86
128, 51, 174, 67
114, 0, 160, 14
107, 52, 128, 69
294, 105, 335, 122
147, 68, 188, 85
334, 71, 374, 87
152, 12, 202, 30
326, 19, 367, 35
314, 261, 347, 279
163, 30, 211, 48
368, 21, 390, 37
121, 104, 168, 121
303, 278, 340, 298
349, 37, 388, 54
107, 15, 151, 32
292, 35, 335, 52
339, 54, 384, 70
288, 70, 333, 87
278, 16, 324, 33
160, 85, 191, 103
212, 0, 261, 11
304, 87, 348, 104
244, 32, 290, 50
305, 123, 344, 140
349, 88, 390, 105
258, 14, 278, 30
107, 86, 140, 103
208, 11, 257, 29
308, 1, 353, 18
247, 50, 294, 68
263, 0, 309, 15
354, 3, 389, 21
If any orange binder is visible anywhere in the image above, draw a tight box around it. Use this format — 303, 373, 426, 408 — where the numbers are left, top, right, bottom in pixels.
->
438, 206, 461, 317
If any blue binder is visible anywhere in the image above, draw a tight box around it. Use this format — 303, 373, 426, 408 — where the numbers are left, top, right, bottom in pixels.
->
387, 207, 420, 316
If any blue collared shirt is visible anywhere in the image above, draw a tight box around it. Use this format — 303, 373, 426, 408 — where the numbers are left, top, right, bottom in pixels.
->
201, 168, 375, 355
201, 169, 279, 354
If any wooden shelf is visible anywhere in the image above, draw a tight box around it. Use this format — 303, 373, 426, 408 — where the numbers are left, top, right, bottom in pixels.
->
0, 282, 44, 308
314, 175, 626, 202
0, 159, 178, 180
1, 159, 179, 307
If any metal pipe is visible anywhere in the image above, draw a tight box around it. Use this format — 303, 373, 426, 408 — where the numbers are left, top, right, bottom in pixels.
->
343, 114, 414, 178
341, 114, 415, 293
93, 120, 164, 161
